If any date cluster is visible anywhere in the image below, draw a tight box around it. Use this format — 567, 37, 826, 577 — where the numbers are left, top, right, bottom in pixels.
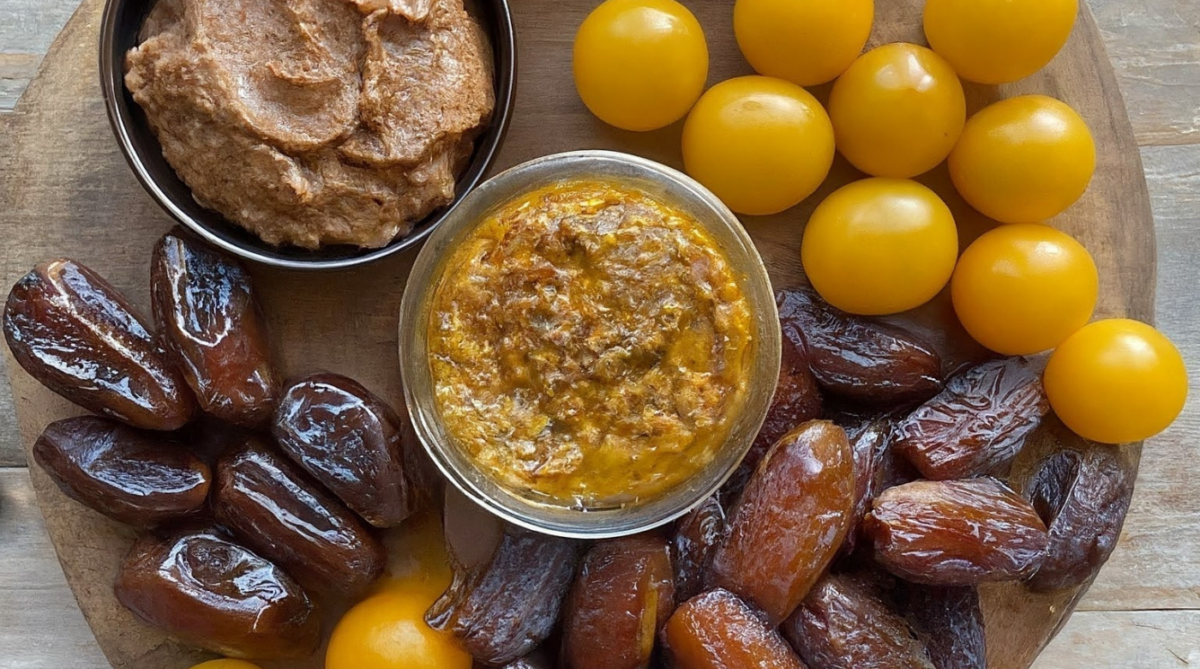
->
3, 229, 1136, 668
4, 230, 432, 659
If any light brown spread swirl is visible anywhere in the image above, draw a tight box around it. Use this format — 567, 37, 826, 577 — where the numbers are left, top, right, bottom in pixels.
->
126, 0, 494, 249
429, 181, 755, 506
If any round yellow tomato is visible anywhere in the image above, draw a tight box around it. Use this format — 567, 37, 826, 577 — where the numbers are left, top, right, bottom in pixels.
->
734, 0, 874, 87
828, 43, 966, 178
574, 0, 709, 131
1044, 319, 1188, 444
682, 76, 834, 216
189, 662, 261, 669
952, 224, 1098, 355
802, 178, 959, 315
327, 589, 472, 669
924, 0, 1078, 84
949, 95, 1095, 224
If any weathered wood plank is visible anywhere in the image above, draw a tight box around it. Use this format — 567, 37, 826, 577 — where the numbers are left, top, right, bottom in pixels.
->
0, 469, 113, 669
1034, 610, 1200, 667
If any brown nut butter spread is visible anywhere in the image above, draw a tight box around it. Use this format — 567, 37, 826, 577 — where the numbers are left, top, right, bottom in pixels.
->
125, 0, 494, 249
429, 181, 755, 506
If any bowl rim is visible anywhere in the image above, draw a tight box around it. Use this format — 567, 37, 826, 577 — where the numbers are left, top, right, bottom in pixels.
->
99, 0, 517, 271
398, 150, 782, 539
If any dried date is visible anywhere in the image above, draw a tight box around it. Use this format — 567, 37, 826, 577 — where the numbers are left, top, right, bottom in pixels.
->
4, 259, 196, 430
841, 418, 893, 557
561, 534, 675, 669
896, 584, 986, 669
427, 526, 579, 666
730, 344, 824, 493
781, 572, 934, 669
114, 528, 319, 659
864, 478, 1049, 585
777, 288, 943, 405
274, 373, 428, 528
152, 230, 279, 427
33, 416, 209, 528
671, 495, 726, 603
895, 358, 1050, 480
707, 420, 854, 624
1025, 447, 1134, 591
662, 589, 806, 669
212, 438, 386, 596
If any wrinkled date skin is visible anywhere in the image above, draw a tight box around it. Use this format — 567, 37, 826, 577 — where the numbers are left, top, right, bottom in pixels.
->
274, 373, 428, 528
841, 419, 894, 557
662, 589, 806, 669
212, 439, 385, 596
707, 420, 854, 624
114, 528, 319, 659
562, 534, 676, 669
895, 358, 1050, 480
865, 478, 1049, 585
427, 527, 580, 666
33, 416, 210, 528
1025, 448, 1135, 591
781, 572, 934, 669
671, 495, 727, 603
897, 585, 986, 669
777, 288, 943, 405
490, 650, 556, 669
152, 230, 279, 427
4, 259, 196, 430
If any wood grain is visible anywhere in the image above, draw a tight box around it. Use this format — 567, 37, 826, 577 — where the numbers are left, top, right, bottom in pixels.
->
0, 0, 1187, 669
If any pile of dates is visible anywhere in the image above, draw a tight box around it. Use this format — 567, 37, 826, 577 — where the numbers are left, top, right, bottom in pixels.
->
4, 230, 1137, 668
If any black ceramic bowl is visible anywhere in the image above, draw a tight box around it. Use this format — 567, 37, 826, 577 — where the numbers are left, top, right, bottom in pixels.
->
100, 0, 516, 270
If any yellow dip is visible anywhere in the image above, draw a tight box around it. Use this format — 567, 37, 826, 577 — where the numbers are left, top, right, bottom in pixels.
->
428, 181, 754, 506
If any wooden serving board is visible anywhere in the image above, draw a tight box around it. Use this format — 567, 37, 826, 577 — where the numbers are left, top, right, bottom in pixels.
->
0, 0, 1154, 667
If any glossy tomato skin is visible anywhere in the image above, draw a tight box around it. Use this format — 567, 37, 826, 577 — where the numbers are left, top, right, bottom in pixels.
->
829, 43, 966, 179
952, 224, 1098, 355
1044, 319, 1188, 444
327, 590, 472, 669
734, 0, 873, 87
802, 178, 959, 316
924, 0, 1078, 85
683, 76, 835, 216
574, 0, 709, 131
949, 95, 1096, 224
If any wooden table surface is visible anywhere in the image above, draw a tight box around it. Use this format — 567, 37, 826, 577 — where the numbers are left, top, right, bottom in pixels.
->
1, 1, 1197, 666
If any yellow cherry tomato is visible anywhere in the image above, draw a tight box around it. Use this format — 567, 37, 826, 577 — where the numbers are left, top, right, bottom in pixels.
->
952, 224, 1098, 355
828, 43, 966, 178
683, 76, 835, 216
574, 0, 709, 131
802, 178, 958, 316
189, 662, 262, 669
949, 95, 1096, 224
924, 0, 1078, 85
1044, 319, 1188, 444
734, 0, 874, 87
327, 589, 472, 669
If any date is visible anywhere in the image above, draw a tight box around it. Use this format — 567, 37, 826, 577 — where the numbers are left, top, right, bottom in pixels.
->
897, 584, 986, 669
33, 416, 209, 528
777, 288, 943, 405
152, 230, 279, 427
212, 438, 386, 596
274, 373, 428, 528
1025, 447, 1134, 591
781, 572, 934, 669
114, 528, 319, 659
4, 259, 196, 430
427, 526, 579, 666
561, 534, 675, 669
730, 345, 824, 493
841, 418, 893, 557
707, 420, 854, 624
671, 495, 726, 603
865, 478, 1049, 585
895, 358, 1050, 480
661, 589, 806, 669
